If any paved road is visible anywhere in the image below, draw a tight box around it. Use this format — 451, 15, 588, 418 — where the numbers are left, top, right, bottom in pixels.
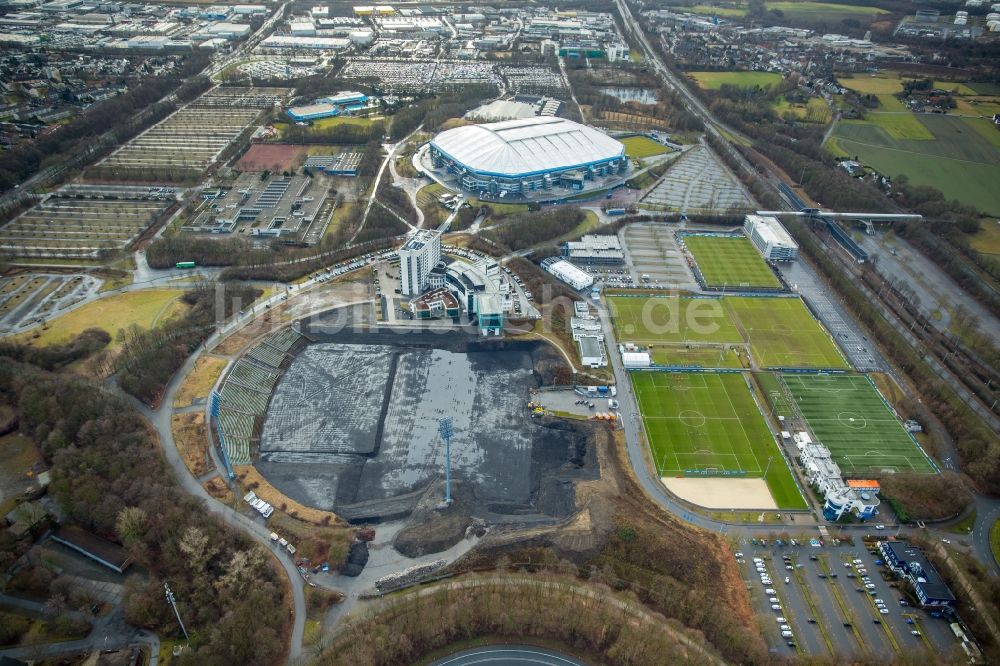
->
430, 646, 586, 665
0, 593, 159, 665
124, 347, 307, 663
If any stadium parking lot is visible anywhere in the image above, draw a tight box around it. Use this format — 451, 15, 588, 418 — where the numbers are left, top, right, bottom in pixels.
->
620, 223, 698, 289
737, 540, 959, 658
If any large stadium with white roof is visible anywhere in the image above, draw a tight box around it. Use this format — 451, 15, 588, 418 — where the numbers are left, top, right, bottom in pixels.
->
421, 117, 630, 201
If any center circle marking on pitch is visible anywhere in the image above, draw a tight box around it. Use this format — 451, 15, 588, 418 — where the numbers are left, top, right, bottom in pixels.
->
679, 410, 707, 427
838, 412, 867, 430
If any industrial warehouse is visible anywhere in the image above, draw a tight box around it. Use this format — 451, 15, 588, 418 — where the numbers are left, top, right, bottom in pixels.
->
421, 116, 629, 200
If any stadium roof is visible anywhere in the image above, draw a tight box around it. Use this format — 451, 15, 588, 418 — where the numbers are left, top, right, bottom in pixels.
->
431, 117, 624, 177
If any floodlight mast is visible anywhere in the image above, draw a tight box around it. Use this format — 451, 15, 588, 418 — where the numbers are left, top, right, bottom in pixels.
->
164, 581, 190, 643
439, 417, 454, 504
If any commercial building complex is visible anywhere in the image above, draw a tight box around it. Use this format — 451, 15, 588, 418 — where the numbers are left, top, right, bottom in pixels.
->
426, 255, 505, 336
795, 433, 879, 521
744, 214, 798, 261
399, 229, 442, 296
562, 233, 625, 265
878, 540, 956, 608
428, 117, 627, 198
287, 91, 369, 121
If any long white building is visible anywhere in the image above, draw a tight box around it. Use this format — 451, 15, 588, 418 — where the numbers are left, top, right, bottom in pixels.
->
744, 214, 798, 261
541, 258, 593, 290
399, 229, 442, 296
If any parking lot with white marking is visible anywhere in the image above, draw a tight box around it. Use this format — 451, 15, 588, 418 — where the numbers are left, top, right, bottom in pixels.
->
640, 144, 753, 213
737, 539, 960, 659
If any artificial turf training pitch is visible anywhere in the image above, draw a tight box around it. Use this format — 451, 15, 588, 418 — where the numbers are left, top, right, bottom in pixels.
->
783, 374, 936, 475
684, 235, 782, 289
632, 372, 807, 509
608, 295, 848, 369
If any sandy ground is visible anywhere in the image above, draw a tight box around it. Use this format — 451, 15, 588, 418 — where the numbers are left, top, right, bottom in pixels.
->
661, 477, 777, 510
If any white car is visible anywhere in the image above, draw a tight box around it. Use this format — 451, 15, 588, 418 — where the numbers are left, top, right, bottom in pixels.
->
866, 584, 877, 589
875, 524, 886, 530
784, 577, 790, 584
853, 559, 864, 564
771, 604, 782, 611
776, 617, 787, 623
780, 624, 791, 631
874, 599, 884, 604
879, 608, 890, 615
735, 552, 744, 558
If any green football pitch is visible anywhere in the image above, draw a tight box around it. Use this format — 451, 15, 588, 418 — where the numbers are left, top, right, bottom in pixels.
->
783, 374, 937, 475
684, 235, 782, 289
632, 372, 807, 509
608, 295, 848, 370
726, 297, 849, 369
608, 295, 742, 345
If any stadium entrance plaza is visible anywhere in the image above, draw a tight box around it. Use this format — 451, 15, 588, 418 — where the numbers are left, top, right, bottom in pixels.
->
255, 330, 597, 521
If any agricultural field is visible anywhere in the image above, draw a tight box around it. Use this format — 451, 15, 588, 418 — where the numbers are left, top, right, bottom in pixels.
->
608, 295, 743, 345
609, 294, 847, 369
726, 296, 848, 369
11, 289, 187, 350
829, 114, 1000, 215
783, 374, 937, 475
632, 371, 806, 509
689, 71, 783, 90
683, 235, 782, 289
621, 135, 671, 159
0, 187, 174, 259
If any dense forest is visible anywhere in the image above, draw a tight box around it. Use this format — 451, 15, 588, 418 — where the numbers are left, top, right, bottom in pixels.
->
0, 356, 288, 664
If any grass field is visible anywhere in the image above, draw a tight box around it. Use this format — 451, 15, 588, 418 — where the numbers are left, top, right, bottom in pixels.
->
783, 374, 936, 475
991, 519, 1000, 567
970, 219, 1000, 256
11, 289, 187, 349
838, 74, 976, 97
686, 1, 886, 20
608, 295, 743, 345
684, 235, 782, 289
766, 0, 887, 15
633, 372, 806, 509
689, 71, 783, 90
726, 297, 848, 369
689, 3, 746, 16
773, 96, 832, 124
863, 112, 935, 140
755, 372, 794, 420
609, 294, 847, 369
621, 135, 670, 159
649, 344, 743, 368
830, 114, 1000, 215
